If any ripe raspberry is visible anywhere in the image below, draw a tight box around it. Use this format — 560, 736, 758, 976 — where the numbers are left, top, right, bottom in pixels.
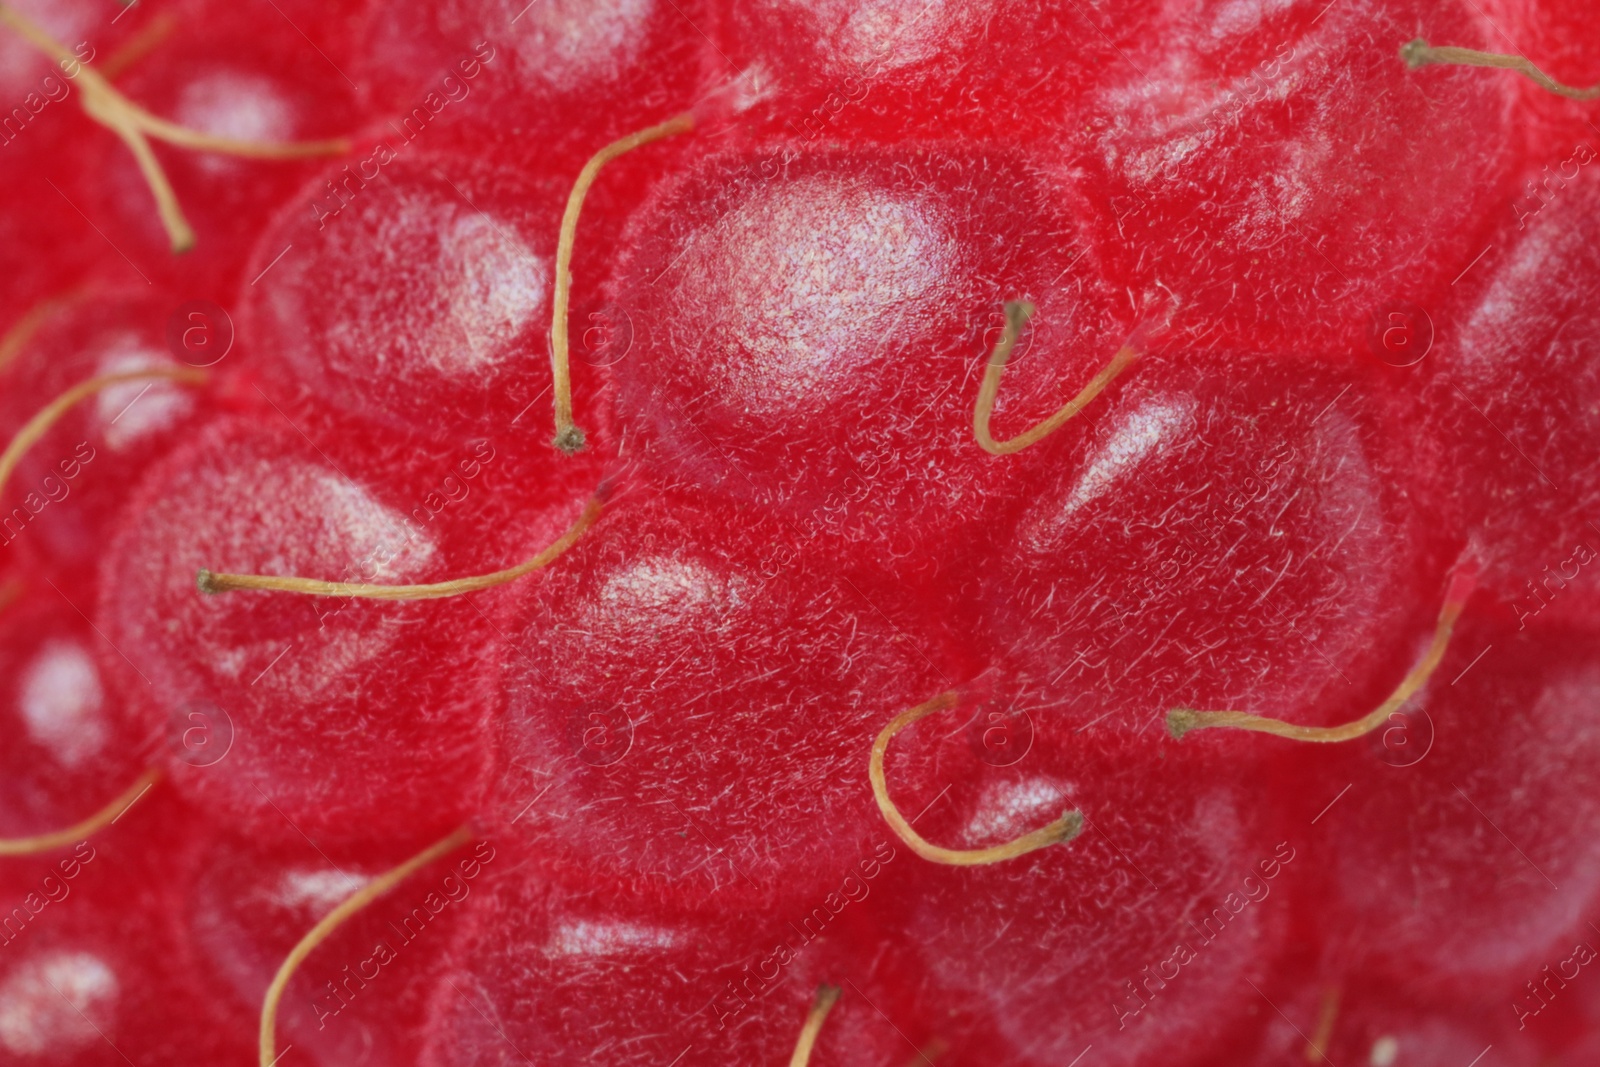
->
0, 792, 249, 1067
488, 480, 962, 908
982, 354, 1461, 744
710, 0, 1161, 143
608, 143, 1132, 578
188, 830, 483, 1067
0, 3, 1596, 1066
421, 858, 930, 1067
99, 417, 503, 848
79, 6, 364, 298
1301, 619, 1600, 996
1238, 976, 1551, 1066
1082, 0, 1521, 355
0, 289, 206, 598
870, 680, 1293, 1065
0, 591, 146, 841
360, 0, 709, 167
241, 151, 612, 445
1428, 159, 1600, 628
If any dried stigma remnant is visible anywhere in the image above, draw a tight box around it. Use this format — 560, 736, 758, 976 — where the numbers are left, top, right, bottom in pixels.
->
1401, 38, 1600, 100
551, 112, 695, 454
0, 290, 86, 374
0, 2, 351, 251
0, 366, 209, 504
1305, 986, 1341, 1064
789, 984, 841, 1067
0, 368, 188, 854
1168, 564, 1478, 743
197, 481, 610, 601
972, 301, 1140, 457
259, 826, 473, 1067
0, 768, 161, 856
871, 689, 1082, 865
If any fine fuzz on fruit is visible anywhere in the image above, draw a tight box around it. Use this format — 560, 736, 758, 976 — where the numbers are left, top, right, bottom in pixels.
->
0, 2, 1597, 1066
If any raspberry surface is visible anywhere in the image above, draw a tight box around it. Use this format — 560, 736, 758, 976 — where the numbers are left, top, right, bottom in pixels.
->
0, 2, 1597, 1065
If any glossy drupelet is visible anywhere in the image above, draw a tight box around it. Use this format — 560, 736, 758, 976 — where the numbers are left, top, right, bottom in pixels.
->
0, 1, 1593, 1065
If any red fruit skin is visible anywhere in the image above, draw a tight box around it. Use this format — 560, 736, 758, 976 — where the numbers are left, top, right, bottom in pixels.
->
420, 856, 931, 1067
776, 937, 949, 1067
98, 415, 500, 849
1555, 966, 1600, 1065
358, 0, 713, 169
182, 0, 378, 73
1278, 615, 1600, 1000
607, 142, 1133, 582
185, 830, 493, 1067
0, 0, 96, 104
0, 590, 148, 840
978, 355, 1456, 736
1427, 164, 1600, 629
0, 289, 211, 603
487, 477, 965, 909
0, 127, 98, 342
1080, 0, 1523, 356
81, 8, 366, 300
708, 0, 1160, 144
0, 789, 251, 1067
0, 101, 98, 332
0, 187, 90, 342
237, 149, 619, 453
1497, 0, 1600, 153
1236, 972, 1550, 1067
0, 2, 1595, 1063
868, 699, 1292, 1067
0, 0, 155, 123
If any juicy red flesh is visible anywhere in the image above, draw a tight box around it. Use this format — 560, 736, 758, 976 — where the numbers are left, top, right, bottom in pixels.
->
0, 289, 208, 599
99, 416, 504, 850
1080, 0, 1522, 357
0, 1, 1596, 1065
981, 355, 1457, 734
608, 143, 1131, 583
488, 479, 961, 908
